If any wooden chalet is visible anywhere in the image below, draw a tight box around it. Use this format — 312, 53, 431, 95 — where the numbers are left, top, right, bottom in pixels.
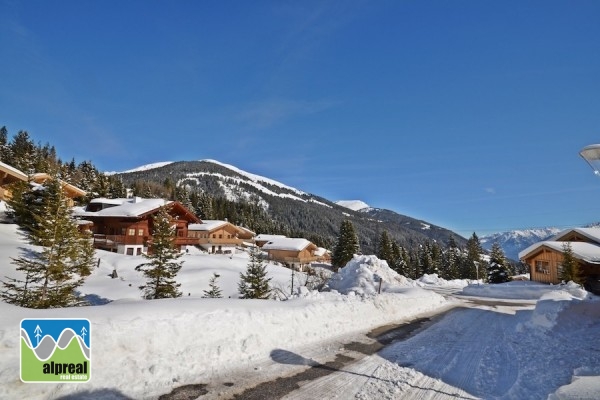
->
74, 197, 200, 255
187, 220, 255, 254
0, 160, 28, 201
31, 173, 87, 206
519, 227, 600, 291
0, 161, 86, 206
261, 237, 321, 271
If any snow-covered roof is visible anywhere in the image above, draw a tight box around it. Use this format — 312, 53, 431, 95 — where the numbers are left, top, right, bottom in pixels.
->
31, 173, 87, 197
551, 227, 600, 245
314, 247, 330, 257
238, 226, 256, 236
0, 160, 28, 182
188, 220, 229, 231
262, 238, 314, 252
519, 240, 600, 264
89, 197, 131, 206
75, 198, 171, 218
255, 234, 286, 241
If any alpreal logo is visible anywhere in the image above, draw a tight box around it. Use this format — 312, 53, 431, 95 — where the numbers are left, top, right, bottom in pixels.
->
20, 318, 91, 383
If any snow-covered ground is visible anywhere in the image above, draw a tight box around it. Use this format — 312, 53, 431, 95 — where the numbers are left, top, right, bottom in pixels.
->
0, 218, 599, 399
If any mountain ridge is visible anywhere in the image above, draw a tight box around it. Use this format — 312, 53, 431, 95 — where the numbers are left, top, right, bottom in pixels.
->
480, 227, 563, 261
114, 160, 467, 254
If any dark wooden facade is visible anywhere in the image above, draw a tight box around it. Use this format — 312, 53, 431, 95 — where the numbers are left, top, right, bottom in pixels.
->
85, 201, 200, 255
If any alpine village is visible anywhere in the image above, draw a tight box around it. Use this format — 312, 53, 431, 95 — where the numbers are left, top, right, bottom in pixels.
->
0, 127, 597, 308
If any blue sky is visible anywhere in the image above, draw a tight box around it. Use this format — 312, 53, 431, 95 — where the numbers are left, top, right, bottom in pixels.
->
1, 0, 600, 238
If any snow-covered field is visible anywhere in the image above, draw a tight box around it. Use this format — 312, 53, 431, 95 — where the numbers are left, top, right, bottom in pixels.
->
0, 220, 599, 399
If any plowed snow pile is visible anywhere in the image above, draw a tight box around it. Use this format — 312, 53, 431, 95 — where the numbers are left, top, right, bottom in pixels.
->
326, 255, 415, 295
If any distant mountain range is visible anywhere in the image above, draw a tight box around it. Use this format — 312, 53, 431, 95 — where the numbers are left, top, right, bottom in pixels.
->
481, 221, 600, 261
480, 227, 565, 261
113, 160, 467, 254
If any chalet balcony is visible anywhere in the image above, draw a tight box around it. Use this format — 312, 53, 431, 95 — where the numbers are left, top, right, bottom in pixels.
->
194, 237, 245, 246
93, 234, 198, 248
174, 236, 202, 246
268, 255, 321, 265
92, 234, 146, 247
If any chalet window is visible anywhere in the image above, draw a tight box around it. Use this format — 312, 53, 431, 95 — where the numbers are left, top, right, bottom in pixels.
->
213, 234, 216, 238
219, 234, 223, 239
128, 229, 135, 236
535, 261, 550, 274
136, 248, 142, 255
228, 235, 231, 239
138, 229, 144, 236
126, 248, 134, 255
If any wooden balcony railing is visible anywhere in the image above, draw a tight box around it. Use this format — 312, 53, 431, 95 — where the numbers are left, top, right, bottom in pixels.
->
268, 255, 321, 264
194, 237, 245, 246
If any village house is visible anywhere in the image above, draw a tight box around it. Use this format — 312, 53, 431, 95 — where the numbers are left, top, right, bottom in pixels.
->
0, 160, 28, 201
261, 237, 323, 271
73, 197, 200, 255
187, 220, 255, 254
519, 227, 600, 293
30, 172, 87, 206
0, 161, 86, 206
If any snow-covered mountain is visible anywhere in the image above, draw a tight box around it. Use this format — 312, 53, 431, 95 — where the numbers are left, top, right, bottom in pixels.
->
335, 200, 371, 212
480, 227, 563, 261
114, 160, 467, 253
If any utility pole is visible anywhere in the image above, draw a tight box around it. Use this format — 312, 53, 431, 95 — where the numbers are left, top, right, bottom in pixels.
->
290, 264, 294, 295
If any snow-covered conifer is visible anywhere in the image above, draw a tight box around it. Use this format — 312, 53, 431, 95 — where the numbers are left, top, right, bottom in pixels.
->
238, 246, 271, 299
1, 174, 94, 308
136, 205, 183, 299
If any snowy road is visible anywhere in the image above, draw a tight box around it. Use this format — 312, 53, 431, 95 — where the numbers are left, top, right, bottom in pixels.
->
279, 297, 536, 400
180, 293, 599, 400
178, 293, 535, 400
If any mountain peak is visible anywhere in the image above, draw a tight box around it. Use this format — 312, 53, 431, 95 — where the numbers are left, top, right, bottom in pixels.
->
335, 200, 371, 212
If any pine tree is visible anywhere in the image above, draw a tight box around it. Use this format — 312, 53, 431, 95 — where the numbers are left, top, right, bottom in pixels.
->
202, 273, 223, 298
430, 241, 442, 275
0, 126, 8, 161
108, 175, 127, 198
464, 232, 484, 280
443, 237, 461, 280
487, 242, 511, 283
331, 220, 360, 271
8, 130, 36, 173
390, 241, 407, 275
559, 242, 583, 284
377, 230, 394, 265
0, 174, 95, 308
239, 246, 271, 299
135, 205, 184, 299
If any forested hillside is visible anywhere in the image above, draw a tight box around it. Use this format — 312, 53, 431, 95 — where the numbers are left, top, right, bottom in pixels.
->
2, 126, 518, 280
114, 160, 467, 253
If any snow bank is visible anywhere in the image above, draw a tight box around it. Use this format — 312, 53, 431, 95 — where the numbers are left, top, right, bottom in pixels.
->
0, 286, 446, 399
416, 273, 471, 288
326, 255, 414, 295
516, 282, 594, 332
